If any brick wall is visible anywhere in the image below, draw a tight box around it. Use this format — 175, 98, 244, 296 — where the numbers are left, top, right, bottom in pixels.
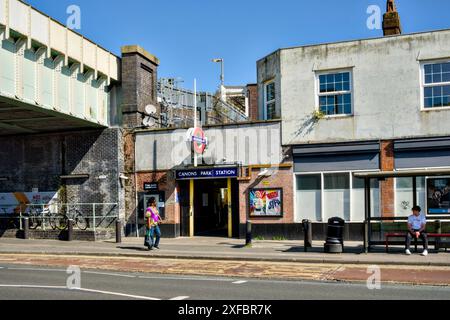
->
0, 128, 124, 219
121, 51, 159, 129
246, 84, 259, 121
238, 166, 294, 225
136, 171, 180, 225
380, 140, 395, 217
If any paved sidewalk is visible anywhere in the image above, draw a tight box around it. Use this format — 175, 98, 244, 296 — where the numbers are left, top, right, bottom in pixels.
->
0, 237, 449, 266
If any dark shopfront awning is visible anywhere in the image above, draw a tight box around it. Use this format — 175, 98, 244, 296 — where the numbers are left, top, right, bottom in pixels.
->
354, 168, 450, 179
353, 168, 450, 253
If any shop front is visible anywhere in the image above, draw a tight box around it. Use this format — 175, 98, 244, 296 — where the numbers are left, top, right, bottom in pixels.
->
131, 120, 292, 239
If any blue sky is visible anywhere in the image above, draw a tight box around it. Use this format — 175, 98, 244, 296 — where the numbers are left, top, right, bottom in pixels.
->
25, 0, 450, 92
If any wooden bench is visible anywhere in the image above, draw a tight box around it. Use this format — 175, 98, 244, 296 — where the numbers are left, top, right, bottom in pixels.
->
385, 233, 450, 253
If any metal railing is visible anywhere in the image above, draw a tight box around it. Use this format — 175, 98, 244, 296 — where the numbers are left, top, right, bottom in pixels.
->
0, 203, 119, 233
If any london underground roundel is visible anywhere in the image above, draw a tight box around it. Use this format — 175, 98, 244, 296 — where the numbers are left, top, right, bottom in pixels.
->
191, 127, 207, 154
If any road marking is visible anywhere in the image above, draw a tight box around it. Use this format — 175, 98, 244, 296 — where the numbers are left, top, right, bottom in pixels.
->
232, 280, 248, 284
0, 284, 160, 300
83, 271, 136, 278
0, 284, 67, 290
138, 275, 234, 282
170, 296, 190, 300
76, 288, 160, 300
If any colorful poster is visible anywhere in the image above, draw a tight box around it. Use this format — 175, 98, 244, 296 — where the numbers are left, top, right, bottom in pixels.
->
427, 178, 450, 215
249, 188, 283, 217
0, 192, 58, 215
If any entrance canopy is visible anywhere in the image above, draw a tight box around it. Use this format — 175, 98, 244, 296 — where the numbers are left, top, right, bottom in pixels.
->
353, 168, 450, 252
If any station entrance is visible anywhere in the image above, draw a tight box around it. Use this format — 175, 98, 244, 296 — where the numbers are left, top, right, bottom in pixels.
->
179, 175, 240, 238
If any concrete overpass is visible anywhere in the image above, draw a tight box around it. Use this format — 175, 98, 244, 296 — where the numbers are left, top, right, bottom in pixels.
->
0, 0, 121, 135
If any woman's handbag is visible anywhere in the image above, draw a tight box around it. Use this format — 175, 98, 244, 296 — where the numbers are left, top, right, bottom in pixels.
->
144, 228, 151, 247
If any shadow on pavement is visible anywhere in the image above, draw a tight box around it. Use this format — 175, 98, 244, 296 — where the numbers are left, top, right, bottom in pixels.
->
116, 246, 149, 252
281, 245, 366, 254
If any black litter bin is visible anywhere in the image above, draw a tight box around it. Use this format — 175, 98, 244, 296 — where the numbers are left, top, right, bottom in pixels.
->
324, 217, 345, 253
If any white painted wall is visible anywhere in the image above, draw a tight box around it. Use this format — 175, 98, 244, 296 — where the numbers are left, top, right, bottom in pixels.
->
258, 30, 450, 145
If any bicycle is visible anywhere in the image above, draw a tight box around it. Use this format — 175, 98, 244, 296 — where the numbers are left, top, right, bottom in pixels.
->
28, 206, 65, 231
57, 207, 88, 231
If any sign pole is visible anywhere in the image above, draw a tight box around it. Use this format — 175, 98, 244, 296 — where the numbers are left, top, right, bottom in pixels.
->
190, 78, 198, 238
227, 178, 232, 238
193, 78, 198, 168
190, 179, 194, 237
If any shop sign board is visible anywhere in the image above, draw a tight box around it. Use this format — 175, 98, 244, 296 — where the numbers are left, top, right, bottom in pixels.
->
176, 167, 238, 180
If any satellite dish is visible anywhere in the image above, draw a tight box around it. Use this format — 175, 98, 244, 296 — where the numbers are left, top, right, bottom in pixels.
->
142, 116, 156, 127
145, 104, 157, 115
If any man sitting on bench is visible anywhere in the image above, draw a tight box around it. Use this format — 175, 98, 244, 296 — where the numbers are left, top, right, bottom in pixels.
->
406, 206, 429, 256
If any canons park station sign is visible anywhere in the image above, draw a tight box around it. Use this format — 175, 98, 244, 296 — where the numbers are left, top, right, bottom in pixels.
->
176, 167, 238, 180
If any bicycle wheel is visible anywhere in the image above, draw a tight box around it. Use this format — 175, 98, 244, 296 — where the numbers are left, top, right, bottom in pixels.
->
48, 215, 58, 230
29, 213, 39, 230
75, 214, 88, 231
54, 214, 68, 231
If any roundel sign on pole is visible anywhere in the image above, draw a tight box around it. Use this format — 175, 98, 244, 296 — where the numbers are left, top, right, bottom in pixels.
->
191, 127, 207, 154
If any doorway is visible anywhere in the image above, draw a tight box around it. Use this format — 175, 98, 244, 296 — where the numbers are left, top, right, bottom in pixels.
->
179, 178, 239, 238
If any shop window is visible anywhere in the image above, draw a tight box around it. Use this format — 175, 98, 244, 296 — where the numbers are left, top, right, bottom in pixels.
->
423, 61, 450, 109
296, 174, 322, 222
395, 177, 426, 216
296, 172, 380, 223
317, 71, 352, 116
323, 173, 350, 221
352, 177, 380, 220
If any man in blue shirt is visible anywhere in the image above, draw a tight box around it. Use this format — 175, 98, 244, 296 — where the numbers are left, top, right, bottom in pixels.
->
406, 206, 428, 256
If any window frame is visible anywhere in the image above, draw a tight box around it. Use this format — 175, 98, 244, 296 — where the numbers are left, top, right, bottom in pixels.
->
420, 59, 450, 111
263, 80, 276, 120
315, 69, 354, 118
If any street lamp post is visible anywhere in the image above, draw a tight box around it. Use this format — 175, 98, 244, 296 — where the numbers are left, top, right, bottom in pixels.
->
212, 58, 224, 89
212, 58, 225, 103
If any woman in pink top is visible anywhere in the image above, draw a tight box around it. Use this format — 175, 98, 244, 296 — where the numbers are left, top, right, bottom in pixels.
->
145, 197, 162, 250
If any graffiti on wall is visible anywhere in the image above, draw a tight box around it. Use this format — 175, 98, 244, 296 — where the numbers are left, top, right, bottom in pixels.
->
249, 188, 283, 217
0, 192, 58, 215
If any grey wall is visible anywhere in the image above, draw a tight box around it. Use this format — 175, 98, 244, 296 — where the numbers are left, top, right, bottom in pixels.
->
135, 121, 283, 171
257, 29, 450, 145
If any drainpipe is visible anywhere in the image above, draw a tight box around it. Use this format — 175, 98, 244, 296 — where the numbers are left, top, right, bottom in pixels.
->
134, 132, 139, 238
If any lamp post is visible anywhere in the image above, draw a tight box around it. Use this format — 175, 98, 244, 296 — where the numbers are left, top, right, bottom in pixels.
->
212, 58, 225, 102
212, 58, 224, 87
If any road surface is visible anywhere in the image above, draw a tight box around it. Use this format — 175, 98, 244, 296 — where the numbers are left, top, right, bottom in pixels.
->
0, 264, 449, 300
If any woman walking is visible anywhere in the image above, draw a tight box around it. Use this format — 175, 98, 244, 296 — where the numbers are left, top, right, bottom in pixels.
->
145, 197, 162, 250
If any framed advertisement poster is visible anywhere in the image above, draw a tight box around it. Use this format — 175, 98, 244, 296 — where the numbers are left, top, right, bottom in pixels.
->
249, 188, 283, 217
426, 177, 450, 215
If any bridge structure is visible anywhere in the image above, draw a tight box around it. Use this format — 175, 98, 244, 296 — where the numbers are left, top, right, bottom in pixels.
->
0, 0, 121, 136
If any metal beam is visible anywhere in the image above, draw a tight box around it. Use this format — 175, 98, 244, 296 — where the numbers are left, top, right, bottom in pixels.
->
0, 95, 105, 129
0, 121, 37, 133
0, 107, 24, 112
1, 117, 55, 123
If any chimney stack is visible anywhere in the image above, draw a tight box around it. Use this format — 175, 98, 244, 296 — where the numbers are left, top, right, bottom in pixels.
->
383, 0, 402, 36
